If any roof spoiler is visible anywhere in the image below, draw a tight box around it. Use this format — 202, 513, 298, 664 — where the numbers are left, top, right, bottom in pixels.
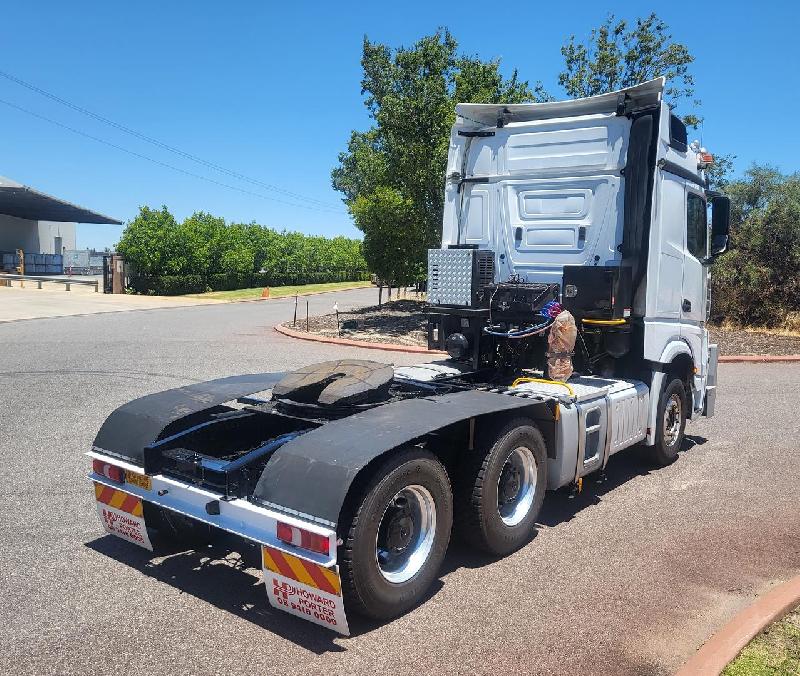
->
455, 77, 664, 127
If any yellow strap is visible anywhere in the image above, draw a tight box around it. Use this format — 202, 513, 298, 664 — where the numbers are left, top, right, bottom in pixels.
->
581, 318, 628, 326
511, 377, 575, 397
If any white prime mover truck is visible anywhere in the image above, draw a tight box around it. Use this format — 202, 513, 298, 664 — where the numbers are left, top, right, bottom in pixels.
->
89, 77, 729, 635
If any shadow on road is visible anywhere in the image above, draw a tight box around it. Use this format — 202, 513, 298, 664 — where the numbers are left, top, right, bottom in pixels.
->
539, 434, 708, 527
85, 533, 348, 653
441, 434, 708, 574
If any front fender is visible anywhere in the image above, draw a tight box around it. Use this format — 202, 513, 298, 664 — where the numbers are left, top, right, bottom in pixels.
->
658, 339, 692, 366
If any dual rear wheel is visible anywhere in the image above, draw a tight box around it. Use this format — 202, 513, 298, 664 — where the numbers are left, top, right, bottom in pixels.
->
338, 417, 547, 620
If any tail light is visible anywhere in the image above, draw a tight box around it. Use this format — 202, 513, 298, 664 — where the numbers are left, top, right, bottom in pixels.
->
93, 458, 124, 483
276, 521, 330, 556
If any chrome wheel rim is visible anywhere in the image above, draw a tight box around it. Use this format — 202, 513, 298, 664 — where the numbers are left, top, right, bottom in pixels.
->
375, 485, 436, 584
497, 446, 537, 526
663, 394, 682, 446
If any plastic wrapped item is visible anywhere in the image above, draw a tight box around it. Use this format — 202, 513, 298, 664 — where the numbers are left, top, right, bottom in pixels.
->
546, 310, 577, 382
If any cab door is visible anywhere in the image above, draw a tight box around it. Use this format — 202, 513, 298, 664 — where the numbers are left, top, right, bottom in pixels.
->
681, 190, 709, 410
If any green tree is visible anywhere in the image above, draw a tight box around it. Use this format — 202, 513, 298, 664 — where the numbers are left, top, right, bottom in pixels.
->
333, 29, 538, 280
706, 153, 736, 191
177, 211, 226, 275
351, 186, 425, 290
711, 165, 800, 327
559, 13, 700, 126
218, 222, 254, 275
117, 205, 179, 276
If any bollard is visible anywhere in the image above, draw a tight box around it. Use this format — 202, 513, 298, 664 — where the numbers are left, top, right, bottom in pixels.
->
65, 282, 71, 291
37, 280, 42, 289
94, 280, 99, 293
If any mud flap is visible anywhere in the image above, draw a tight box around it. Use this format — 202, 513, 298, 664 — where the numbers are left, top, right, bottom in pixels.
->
94, 482, 153, 551
262, 545, 349, 635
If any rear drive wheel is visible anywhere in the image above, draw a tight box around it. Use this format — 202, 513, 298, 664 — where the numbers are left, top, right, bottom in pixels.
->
339, 447, 452, 620
456, 418, 547, 556
649, 377, 687, 466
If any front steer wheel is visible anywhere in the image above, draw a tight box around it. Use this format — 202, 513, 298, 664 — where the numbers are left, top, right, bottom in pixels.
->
648, 377, 687, 466
338, 447, 453, 620
456, 417, 547, 556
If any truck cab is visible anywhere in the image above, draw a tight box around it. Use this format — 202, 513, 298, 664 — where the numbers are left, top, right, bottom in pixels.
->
430, 77, 729, 430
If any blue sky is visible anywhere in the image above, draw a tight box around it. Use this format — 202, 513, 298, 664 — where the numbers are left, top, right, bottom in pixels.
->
1, 1, 797, 250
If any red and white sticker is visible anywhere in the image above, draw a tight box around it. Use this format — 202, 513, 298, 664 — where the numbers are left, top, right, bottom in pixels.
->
94, 482, 152, 551
262, 545, 349, 635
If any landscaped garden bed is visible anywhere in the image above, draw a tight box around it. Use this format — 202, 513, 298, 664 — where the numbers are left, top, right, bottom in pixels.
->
281, 299, 800, 356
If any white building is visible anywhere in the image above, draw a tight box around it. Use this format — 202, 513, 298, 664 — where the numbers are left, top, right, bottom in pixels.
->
0, 174, 120, 255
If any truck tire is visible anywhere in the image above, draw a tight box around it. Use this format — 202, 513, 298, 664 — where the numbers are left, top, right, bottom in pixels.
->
338, 447, 453, 620
456, 417, 547, 556
648, 377, 687, 466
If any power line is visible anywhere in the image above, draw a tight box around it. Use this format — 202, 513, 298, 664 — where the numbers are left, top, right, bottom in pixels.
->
0, 69, 342, 209
0, 97, 347, 215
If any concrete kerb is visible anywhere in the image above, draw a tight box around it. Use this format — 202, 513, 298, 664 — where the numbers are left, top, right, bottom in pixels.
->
717, 354, 800, 363
274, 323, 800, 362
676, 574, 800, 675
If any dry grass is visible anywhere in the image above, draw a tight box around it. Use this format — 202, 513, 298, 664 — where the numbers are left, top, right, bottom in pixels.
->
183, 280, 372, 301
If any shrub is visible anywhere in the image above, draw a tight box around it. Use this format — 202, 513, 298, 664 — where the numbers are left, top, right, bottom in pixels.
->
710, 166, 800, 327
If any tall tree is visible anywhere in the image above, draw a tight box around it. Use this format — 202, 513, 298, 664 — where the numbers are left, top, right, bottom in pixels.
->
332, 29, 538, 285
559, 13, 700, 127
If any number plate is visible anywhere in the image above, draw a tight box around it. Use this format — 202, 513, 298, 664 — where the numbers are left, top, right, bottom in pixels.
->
125, 469, 152, 491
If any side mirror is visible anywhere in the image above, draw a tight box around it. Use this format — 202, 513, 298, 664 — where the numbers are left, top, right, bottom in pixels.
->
710, 194, 730, 257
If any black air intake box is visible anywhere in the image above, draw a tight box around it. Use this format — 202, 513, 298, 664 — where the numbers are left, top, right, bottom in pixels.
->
561, 265, 632, 320
487, 282, 559, 322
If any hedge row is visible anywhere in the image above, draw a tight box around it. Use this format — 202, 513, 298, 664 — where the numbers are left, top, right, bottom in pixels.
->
128, 269, 370, 295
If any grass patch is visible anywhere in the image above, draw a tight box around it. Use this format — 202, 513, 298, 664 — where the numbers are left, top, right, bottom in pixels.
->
723, 607, 800, 675
184, 280, 372, 301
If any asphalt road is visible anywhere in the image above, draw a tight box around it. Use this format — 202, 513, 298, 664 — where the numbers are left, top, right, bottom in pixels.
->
1, 287, 798, 676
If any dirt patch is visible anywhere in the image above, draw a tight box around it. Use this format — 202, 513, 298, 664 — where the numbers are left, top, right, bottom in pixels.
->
282, 300, 800, 356
283, 299, 429, 347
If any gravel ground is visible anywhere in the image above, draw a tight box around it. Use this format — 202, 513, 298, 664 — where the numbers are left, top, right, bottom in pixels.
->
708, 326, 800, 356
284, 300, 800, 355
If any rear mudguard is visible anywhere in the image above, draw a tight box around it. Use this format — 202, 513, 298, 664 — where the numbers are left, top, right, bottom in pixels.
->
253, 390, 546, 527
93, 375, 550, 532
92, 373, 285, 464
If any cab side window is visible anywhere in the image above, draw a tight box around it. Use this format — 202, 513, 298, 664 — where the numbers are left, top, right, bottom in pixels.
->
686, 192, 707, 259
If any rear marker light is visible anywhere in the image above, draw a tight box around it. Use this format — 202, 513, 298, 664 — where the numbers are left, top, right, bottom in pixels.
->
276, 521, 330, 556
92, 458, 124, 483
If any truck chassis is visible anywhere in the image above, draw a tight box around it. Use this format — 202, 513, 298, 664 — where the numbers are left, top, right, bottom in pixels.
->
88, 358, 679, 635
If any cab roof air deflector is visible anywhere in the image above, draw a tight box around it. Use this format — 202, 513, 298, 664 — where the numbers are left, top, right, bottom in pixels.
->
455, 77, 664, 126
